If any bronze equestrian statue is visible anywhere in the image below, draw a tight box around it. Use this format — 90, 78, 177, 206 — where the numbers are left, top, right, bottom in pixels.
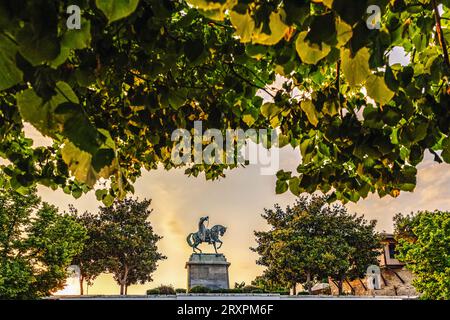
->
186, 216, 227, 254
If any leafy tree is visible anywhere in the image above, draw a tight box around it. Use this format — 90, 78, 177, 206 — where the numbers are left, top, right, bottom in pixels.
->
69, 207, 107, 295
394, 211, 450, 300
0, 185, 87, 299
252, 195, 380, 295
251, 272, 289, 293
0, 0, 271, 203
2, 0, 450, 203
94, 198, 165, 295
69, 198, 165, 295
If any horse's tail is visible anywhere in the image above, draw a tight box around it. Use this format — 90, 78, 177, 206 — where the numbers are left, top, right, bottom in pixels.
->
186, 233, 194, 247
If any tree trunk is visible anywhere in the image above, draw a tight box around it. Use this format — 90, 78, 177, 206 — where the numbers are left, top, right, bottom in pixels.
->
79, 276, 84, 296
125, 285, 128, 295
292, 283, 297, 295
306, 272, 312, 295
119, 265, 129, 295
338, 278, 344, 295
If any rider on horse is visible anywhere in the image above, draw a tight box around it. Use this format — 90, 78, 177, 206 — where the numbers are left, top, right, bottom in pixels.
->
198, 216, 209, 242
187, 216, 227, 254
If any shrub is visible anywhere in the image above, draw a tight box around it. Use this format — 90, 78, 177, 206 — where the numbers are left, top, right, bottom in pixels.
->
189, 286, 211, 293
175, 288, 187, 294
146, 288, 160, 295
227, 288, 243, 294
146, 285, 176, 295
250, 289, 264, 293
210, 289, 227, 293
297, 291, 310, 295
157, 285, 176, 295
277, 290, 290, 295
242, 285, 260, 293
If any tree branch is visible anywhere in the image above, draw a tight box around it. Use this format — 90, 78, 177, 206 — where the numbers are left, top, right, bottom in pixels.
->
432, 0, 450, 70
336, 59, 345, 119
226, 63, 275, 98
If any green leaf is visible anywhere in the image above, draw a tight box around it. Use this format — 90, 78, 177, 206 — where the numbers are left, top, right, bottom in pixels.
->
96, 0, 140, 23
261, 103, 281, 119
289, 177, 301, 196
184, 39, 204, 62
276, 179, 289, 194
300, 138, 313, 157
382, 108, 401, 126
366, 74, 395, 106
278, 134, 290, 148
72, 187, 83, 199
17, 82, 79, 137
441, 137, 450, 163
0, 34, 23, 90
323, 99, 339, 116
252, 10, 288, 46
300, 100, 319, 127
187, 0, 228, 10
62, 20, 92, 50
95, 188, 108, 201
295, 31, 331, 64
341, 47, 371, 86
332, 0, 368, 25
229, 11, 255, 43
16, 26, 60, 66
102, 193, 115, 206
261, 103, 282, 128
306, 13, 336, 45
276, 170, 292, 181
242, 113, 256, 126
245, 44, 269, 60
168, 88, 188, 110
336, 17, 353, 47
55, 102, 103, 154
17, 82, 108, 155
61, 141, 116, 187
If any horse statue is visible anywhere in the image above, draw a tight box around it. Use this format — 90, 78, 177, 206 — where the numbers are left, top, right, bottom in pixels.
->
186, 216, 227, 254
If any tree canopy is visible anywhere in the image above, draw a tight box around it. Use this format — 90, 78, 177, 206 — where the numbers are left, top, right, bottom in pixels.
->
69, 206, 106, 295
0, 185, 87, 299
394, 210, 450, 300
252, 195, 380, 294
2, 0, 450, 203
71, 197, 166, 295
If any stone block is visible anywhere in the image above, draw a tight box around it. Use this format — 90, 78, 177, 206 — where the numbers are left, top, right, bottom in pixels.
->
185, 253, 230, 290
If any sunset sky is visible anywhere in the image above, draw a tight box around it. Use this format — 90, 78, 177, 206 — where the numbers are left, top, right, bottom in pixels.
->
30, 126, 450, 295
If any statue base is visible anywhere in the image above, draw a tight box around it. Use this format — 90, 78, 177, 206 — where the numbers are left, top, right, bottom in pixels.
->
185, 253, 230, 290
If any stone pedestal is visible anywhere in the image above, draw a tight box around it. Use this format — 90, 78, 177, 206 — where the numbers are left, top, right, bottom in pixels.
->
185, 253, 230, 290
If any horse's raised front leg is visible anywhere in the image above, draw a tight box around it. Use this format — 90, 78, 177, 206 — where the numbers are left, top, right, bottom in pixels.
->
194, 245, 202, 254
217, 240, 223, 250
213, 241, 218, 254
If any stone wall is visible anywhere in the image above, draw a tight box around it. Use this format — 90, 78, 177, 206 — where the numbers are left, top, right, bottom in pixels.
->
329, 267, 417, 297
